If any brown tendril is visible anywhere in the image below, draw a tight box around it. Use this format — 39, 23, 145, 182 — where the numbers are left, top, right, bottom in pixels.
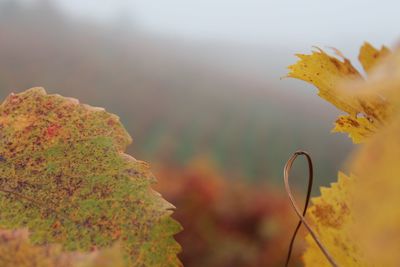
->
284, 151, 338, 267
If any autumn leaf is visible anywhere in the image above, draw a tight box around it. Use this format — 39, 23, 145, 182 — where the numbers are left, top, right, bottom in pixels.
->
287, 43, 392, 144
302, 173, 365, 266
332, 115, 378, 144
348, 115, 400, 266
287, 47, 361, 115
358, 42, 390, 74
298, 44, 400, 266
0, 88, 182, 266
0, 228, 125, 267
303, 116, 400, 266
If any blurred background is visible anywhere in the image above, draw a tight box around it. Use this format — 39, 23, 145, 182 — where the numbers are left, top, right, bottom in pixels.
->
0, 0, 398, 266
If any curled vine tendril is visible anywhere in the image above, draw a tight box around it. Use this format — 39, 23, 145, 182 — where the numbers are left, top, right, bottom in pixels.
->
284, 151, 338, 267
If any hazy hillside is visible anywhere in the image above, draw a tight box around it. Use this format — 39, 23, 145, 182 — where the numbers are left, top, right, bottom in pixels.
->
0, 1, 352, 187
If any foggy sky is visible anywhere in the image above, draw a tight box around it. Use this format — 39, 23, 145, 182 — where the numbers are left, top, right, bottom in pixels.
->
53, 0, 399, 51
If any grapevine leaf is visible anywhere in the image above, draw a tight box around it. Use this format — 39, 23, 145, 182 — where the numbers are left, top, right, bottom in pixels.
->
302, 44, 400, 266
332, 115, 377, 144
345, 46, 400, 107
304, 116, 400, 266
358, 42, 390, 74
287, 43, 392, 144
287, 48, 361, 115
0, 88, 182, 266
302, 173, 365, 266
0, 228, 125, 267
348, 116, 400, 266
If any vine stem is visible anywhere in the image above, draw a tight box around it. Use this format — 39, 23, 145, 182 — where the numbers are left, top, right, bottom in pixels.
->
284, 151, 338, 267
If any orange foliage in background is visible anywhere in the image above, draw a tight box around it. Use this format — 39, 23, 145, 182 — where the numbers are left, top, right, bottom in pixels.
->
154, 158, 302, 267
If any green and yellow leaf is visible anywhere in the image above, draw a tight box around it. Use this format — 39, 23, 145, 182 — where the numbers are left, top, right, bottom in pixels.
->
0, 88, 182, 266
0, 228, 125, 267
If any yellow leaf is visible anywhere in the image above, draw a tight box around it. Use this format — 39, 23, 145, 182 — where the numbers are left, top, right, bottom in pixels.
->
288, 44, 393, 144
287, 48, 361, 115
344, 46, 400, 109
0, 228, 125, 267
348, 115, 400, 266
303, 173, 366, 267
305, 116, 400, 266
332, 115, 377, 144
358, 42, 390, 74
301, 44, 400, 266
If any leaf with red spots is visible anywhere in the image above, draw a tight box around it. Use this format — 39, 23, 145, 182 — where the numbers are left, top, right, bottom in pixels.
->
0, 88, 182, 266
0, 228, 125, 267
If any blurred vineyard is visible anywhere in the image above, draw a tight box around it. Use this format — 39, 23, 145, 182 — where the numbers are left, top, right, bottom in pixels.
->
154, 159, 303, 266
0, 1, 353, 266
0, 1, 351, 185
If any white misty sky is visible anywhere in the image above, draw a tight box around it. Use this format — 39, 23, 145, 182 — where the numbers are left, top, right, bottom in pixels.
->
53, 0, 400, 50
